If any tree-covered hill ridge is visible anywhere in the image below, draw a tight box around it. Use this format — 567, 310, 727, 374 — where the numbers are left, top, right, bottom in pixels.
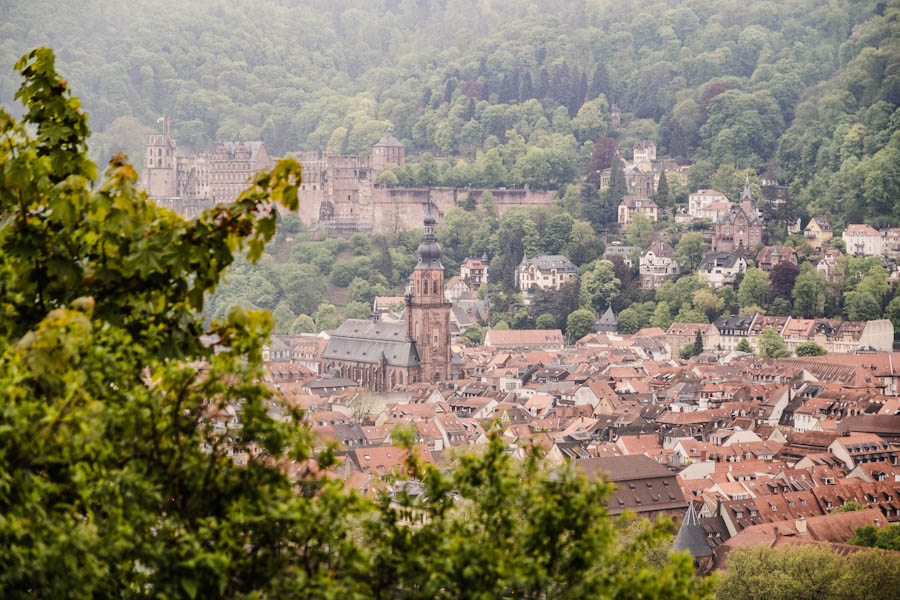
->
1, 0, 897, 225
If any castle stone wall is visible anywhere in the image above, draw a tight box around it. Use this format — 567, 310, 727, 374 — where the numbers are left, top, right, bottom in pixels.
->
372, 188, 557, 236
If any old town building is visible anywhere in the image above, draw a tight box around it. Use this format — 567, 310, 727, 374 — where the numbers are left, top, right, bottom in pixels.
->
640, 240, 679, 290
517, 254, 577, 293
843, 224, 883, 257
713, 205, 762, 254
688, 189, 728, 219
698, 252, 747, 288
804, 218, 833, 250
460, 256, 489, 287
618, 195, 659, 225
756, 245, 798, 272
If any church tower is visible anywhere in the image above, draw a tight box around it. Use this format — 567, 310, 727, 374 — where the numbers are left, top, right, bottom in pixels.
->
406, 201, 451, 383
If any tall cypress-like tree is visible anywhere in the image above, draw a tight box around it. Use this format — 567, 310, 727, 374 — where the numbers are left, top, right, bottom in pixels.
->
608, 158, 627, 205
692, 330, 704, 356
464, 97, 475, 121
519, 71, 533, 101
589, 63, 610, 100
656, 170, 670, 211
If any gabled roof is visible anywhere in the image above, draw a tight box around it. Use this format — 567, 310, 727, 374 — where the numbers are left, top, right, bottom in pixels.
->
643, 239, 674, 258
844, 224, 880, 236
577, 454, 673, 481
805, 217, 832, 232
620, 195, 658, 209
700, 252, 743, 269
519, 254, 577, 271
690, 189, 727, 197
322, 319, 419, 367
218, 141, 267, 161
666, 322, 713, 336
715, 314, 755, 333
717, 204, 761, 226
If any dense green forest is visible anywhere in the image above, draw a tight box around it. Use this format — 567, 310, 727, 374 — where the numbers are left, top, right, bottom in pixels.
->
1, 0, 898, 224
3, 0, 899, 340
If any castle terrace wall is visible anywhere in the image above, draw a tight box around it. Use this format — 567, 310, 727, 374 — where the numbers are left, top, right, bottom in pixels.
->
298, 185, 556, 235
372, 188, 557, 236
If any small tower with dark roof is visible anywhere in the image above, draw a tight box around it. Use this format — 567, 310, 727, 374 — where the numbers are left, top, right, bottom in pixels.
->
771, 245, 782, 264
596, 306, 619, 333
674, 502, 714, 571
372, 134, 406, 171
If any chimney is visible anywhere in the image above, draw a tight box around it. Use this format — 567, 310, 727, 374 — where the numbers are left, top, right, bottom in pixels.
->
796, 516, 807, 535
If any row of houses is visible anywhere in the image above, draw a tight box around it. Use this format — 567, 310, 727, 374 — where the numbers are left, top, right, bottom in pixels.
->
667, 314, 894, 355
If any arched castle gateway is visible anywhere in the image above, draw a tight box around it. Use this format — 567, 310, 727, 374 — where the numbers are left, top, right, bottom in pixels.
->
319, 202, 452, 390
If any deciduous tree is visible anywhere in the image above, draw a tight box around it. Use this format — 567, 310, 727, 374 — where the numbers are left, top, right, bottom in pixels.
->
566, 308, 596, 342
759, 327, 789, 358
674, 232, 708, 271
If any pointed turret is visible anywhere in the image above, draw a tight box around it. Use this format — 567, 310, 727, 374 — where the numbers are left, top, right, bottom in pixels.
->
596, 306, 619, 333
674, 503, 713, 558
740, 174, 754, 203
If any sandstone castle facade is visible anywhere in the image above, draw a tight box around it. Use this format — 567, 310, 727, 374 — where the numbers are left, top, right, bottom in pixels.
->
141, 130, 275, 218
143, 131, 555, 233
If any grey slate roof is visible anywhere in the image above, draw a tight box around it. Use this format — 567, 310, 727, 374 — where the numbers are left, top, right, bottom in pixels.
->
457, 298, 490, 323
719, 205, 761, 226
374, 134, 404, 147
643, 240, 674, 258
674, 503, 714, 557
451, 306, 474, 328
520, 254, 577, 272
321, 319, 420, 367
715, 314, 755, 335
598, 306, 618, 325
596, 306, 619, 332
700, 252, 742, 269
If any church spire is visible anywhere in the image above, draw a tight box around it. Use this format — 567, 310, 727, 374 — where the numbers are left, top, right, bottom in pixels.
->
741, 174, 754, 203
415, 199, 443, 270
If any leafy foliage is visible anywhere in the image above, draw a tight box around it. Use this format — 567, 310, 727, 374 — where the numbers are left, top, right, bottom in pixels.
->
794, 341, 826, 356
717, 544, 900, 600
848, 523, 900, 550
759, 327, 790, 358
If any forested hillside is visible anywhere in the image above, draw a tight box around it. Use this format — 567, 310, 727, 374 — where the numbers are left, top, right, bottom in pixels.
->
1, 0, 897, 225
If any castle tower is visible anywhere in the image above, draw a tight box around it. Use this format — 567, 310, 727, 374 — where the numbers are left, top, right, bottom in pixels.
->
143, 132, 177, 199
405, 200, 451, 383
372, 134, 406, 172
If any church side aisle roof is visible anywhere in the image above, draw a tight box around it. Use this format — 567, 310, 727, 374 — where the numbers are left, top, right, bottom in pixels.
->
322, 320, 420, 367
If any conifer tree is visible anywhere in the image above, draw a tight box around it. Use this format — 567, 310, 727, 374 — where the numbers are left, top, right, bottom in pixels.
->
656, 170, 670, 210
